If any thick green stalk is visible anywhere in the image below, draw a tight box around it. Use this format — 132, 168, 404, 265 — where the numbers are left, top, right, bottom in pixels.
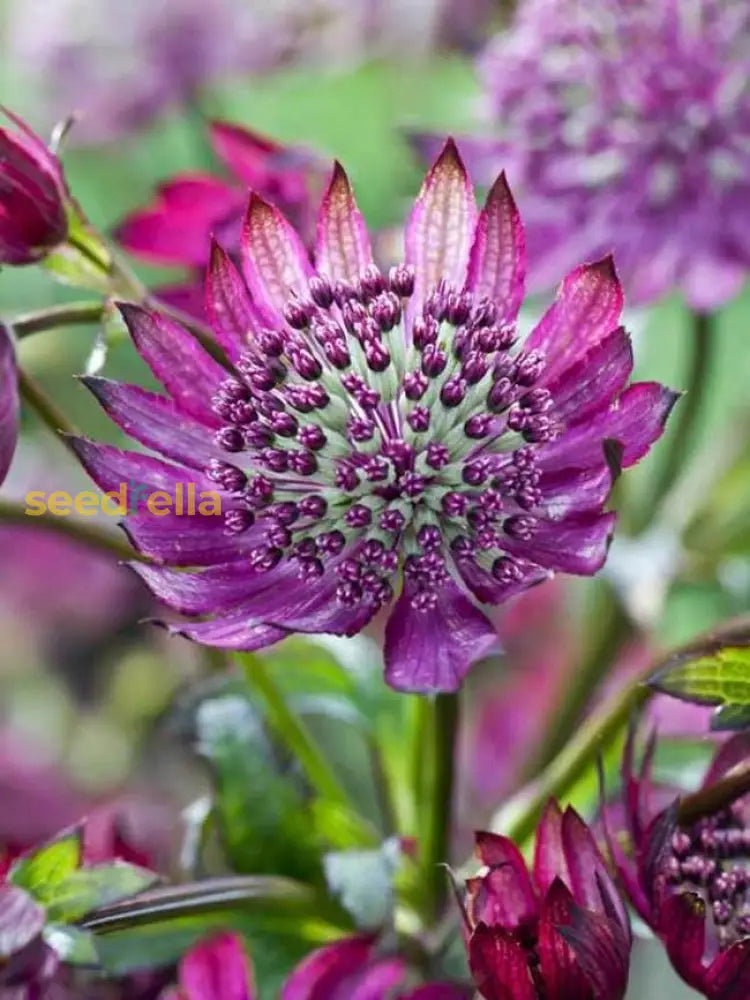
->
420, 693, 459, 925
12, 302, 104, 339
0, 496, 149, 562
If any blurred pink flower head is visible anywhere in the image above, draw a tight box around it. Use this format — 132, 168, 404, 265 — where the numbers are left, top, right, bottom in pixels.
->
438, 0, 750, 309
76, 141, 674, 692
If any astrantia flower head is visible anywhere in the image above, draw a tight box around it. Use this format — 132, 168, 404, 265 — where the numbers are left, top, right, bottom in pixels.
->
0, 110, 68, 266
75, 141, 675, 692
606, 732, 750, 998
464, 803, 631, 1000
455, 0, 750, 308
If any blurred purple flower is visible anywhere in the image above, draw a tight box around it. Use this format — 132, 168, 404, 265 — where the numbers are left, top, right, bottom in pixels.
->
76, 141, 674, 692
0, 325, 18, 485
426, 0, 750, 309
606, 732, 750, 998
161, 932, 256, 1000
464, 804, 632, 999
0, 111, 68, 265
117, 121, 322, 318
280, 934, 471, 999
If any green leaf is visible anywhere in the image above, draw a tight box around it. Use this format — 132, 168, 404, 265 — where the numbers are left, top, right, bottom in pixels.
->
43, 924, 99, 966
323, 838, 402, 930
193, 686, 323, 881
45, 863, 159, 923
711, 703, 750, 731
9, 827, 82, 902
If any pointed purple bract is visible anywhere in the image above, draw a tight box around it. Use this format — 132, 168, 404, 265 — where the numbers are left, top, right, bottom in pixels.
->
80, 147, 674, 692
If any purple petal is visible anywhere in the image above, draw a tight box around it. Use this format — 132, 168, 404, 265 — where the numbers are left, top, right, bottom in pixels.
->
465, 171, 525, 326
179, 932, 256, 1000
501, 512, 616, 575
123, 511, 256, 566
165, 615, 288, 652
210, 121, 309, 207
119, 304, 225, 426
384, 577, 497, 692
468, 924, 537, 1000
0, 885, 45, 959
405, 139, 478, 321
538, 383, 679, 471
70, 437, 210, 497
705, 940, 750, 1000
525, 258, 624, 382
533, 801, 570, 897
658, 893, 708, 993
536, 464, 614, 519
315, 162, 373, 284
541, 325, 633, 425
206, 242, 265, 362
469, 832, 539, 932
241, 194, 312, 325
281, 937, 375, 1000
537, 880, 592, 1000
0, 324, 18, 485
82, 377, 221, 469
130, 561, 275, 615
560, 807, 629, 934
348, 959, 407, 1000
556, 895, 630, 1000
403, 987, 472, 1000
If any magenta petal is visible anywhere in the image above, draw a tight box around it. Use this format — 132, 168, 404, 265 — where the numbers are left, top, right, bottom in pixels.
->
705, 940, 750, 1000
384, 577, 497, 692
130, 561, 274, 615
0, 885, 45, 958
405, 139, 478, 322
537, 880, 591, 1000
119, 304, 225, 426
241, 194, 312, 325
525, 258, 624, 382
165, 615, 288, 652
315, 162, 373, 284
465, 171, 526, 326
540, 383, 679, 471
116, 175, 241, 268
658, 893, 708, 992
702, 733, 750, 787
179, 932, 256, 1000
468, 924, 536, 1000
502, 512, 616, 575
457, 555, 550, 606
471, 832, 539, 932
0, 324, 18, 486
536, 464, 613, 519
70, 438, 208, 497
348, 959, 407, 1000
206, 242, 265, 362
556, 897, 630, 1000
541, 326, 633, 425
403, 987, 472, 1000
533, 801, 570, 897
281, 937, 375, 1000
82, 377, 221, 468
560, 807, 629, 934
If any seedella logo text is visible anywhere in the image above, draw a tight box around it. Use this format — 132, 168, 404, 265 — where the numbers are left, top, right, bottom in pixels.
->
25, 480, 222, 518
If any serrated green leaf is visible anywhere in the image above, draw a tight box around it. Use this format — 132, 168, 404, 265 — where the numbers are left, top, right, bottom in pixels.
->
45, 863, 159, 923
43, 924, 99, 966
10, 827, 82, 902
652, 644, 750, 713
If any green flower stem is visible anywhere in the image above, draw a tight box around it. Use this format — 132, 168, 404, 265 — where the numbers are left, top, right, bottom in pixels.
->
18, 367, 79, 443
647, 309, 714, 514
0, 497, 149, 562
420, 692, 459, 925
491, 666, 654, 846
522, 580, 632, 781
237, 652, 374, 842
11, 302, 105, 339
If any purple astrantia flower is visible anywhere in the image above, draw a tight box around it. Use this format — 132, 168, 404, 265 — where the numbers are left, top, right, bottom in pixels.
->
0, 325, 18, 484
432, 0, 750, 309
75, 141, 675, 692
605, 732, 750, 998
464, 803, 632, 1000
280, 934, 471, 999
117, 121, 320, 317
0, 110, 68, 265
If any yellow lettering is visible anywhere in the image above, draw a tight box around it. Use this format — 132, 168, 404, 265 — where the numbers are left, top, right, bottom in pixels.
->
198, 492, 222, 517
147, 491, 172, 517
102, 483, 127, 516
47, 491, 71, 516
24, 491, 48, 515
74, 491, 99, 516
